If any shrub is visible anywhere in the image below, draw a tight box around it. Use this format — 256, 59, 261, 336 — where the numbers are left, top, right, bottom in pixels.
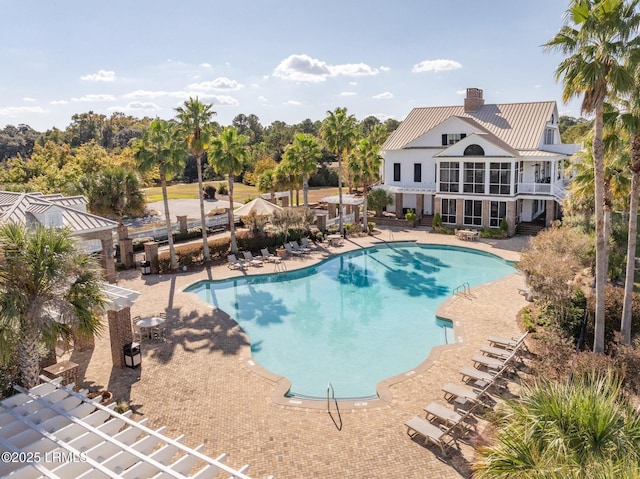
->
433, 226, 455, 235
585, 285, 640, 349
405, 209, 417, 222
203, 184, 216, 199
479, 228, 505, 239
432, 212, 442, 228
367, 189, 393, 217
367, 221, 376, 234
499, 218, 508, 233
217, 182, 228, 195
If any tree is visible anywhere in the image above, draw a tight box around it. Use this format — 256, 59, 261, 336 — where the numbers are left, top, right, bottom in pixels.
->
368, 188, 393, 217
0, 223, 107, 389
257, 168, 278, 202
81, 165, 145, 250
545, 0, 640, 353
133, 119, 187, 270
175, 97, 216, 261
283, 133, 322, 207
474, 368, 640, 478
349, 138, 382, 231
209, 127, 249, 254
321, 107, 357, 234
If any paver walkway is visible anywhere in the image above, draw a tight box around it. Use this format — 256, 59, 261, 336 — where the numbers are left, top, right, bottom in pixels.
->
66, 228, 530, 478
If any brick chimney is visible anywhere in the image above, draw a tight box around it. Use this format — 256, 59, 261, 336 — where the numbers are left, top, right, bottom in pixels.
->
464, 88, 484, 112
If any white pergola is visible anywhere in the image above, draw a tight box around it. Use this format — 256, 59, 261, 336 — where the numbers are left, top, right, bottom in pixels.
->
0, 378, 269, 478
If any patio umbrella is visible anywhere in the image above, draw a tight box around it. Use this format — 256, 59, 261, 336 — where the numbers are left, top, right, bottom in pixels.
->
233, 197, 282, 217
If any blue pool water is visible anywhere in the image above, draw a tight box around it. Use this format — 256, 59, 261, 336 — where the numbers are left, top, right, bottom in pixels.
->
186, 244, 514, 399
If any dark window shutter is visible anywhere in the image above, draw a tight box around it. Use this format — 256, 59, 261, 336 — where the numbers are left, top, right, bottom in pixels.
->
442, 134, 447, 146
461, 133, 466, 139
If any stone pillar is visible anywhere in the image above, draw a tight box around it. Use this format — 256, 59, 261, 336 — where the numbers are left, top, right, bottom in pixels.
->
177, 215, 188, 234
328, 203, 337, 218
545, 199, 556, 227
120, 238, 134, 269
353, 206, 360, 226
416, 195, 424, 217
394, 193, 403, 218
481, 200, 490, 229
316, 214, 327, 231
281, 196, 289, 207
456, 198, 465, 226
144, 242, 159, 274
107, 307, 133, 368
433, 196, 441, 216
74, 331, 95, 352
96, 230, 116, 284
506, 201, 517, 237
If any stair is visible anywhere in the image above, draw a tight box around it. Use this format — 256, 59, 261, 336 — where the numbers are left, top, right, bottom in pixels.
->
420, 215, 434, 228
516, 222, 545, 236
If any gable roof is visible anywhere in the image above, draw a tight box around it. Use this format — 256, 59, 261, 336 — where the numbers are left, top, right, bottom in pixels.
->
0, 192, 116, 234
383, 101, 556, 152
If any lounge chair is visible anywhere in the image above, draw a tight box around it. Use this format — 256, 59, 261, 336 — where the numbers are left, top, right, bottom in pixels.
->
404, 415, 456, 454
300, 237, 318, 251
480, 345, 512, 360
471, 354, 506, 371
227, 254, 247, 270
284, 243, 303, 256
290, 241, 310, 254
442, 383, 484, 405
260, 248, 281, 263
488, 331, 529, 352
459, 366, 496, 386
242, 251, 264, 267
423, 402, 476, 433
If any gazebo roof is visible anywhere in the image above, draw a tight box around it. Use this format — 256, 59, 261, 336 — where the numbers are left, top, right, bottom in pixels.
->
0, 378, 265, 478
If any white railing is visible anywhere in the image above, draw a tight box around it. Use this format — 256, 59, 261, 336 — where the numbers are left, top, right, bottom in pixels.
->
127, 214, 230, 241
517, 182, 552, 194
326, 213, 355, 227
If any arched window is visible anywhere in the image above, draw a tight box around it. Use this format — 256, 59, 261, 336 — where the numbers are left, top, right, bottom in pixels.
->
463, 144, 485, 156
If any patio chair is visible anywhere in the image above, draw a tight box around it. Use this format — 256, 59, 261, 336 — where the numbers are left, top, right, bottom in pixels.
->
459, 366, 497, 387
480, 345, 513, 361
300, 237, 318, 251
487, 331, 529, 352
442, 383, 483, 404
242, 251, 264, 267
284, 243, 303, 256
260, 248, 282, 263
227, 254, 247, 270
405, 415, 456, 455
423, 402, 476, 434
132, 323, 143, 342
471, 354, 507, 371
290, 241, 310, 254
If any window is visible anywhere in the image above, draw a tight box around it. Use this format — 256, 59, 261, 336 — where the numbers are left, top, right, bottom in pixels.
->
441, 133, 466, 146
393, 163, 401, 182
514, 161, 522, 194
490, 201, 507, 227
463, 144, 484, 156
441, 198, 457, 224
463, 162, 485, 193
489, 162, 511, 195
439, 162, 459, 192
464, 200, 483, 226
544, 128, 554, 144
414, 163, 422, 182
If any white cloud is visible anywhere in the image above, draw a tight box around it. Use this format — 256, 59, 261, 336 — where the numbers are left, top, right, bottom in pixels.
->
379, 66, 390, 72
71, 94, 116, 102
258, 96, 268, 104
23, 97, 36, 102
109, 101, 162, 112
187, 77, 243, 91
0, 105, 47, 116
274, 54, 379, 83
456, 89, 467, 95
372, 92, 394, 100
340, 91, 357, 97
285, 100, 302, 106
412, 59, 462, 73
123, 89, 169, 99
80, 69, 116, 82
200, 63, 212, 68
50, 99, 68, 105
211, 95, 240, 106
349, 81, 358, 86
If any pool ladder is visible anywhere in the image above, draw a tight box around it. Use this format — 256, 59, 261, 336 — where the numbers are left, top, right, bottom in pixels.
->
327, 382, 343, 431
274, 260, 287, 274
453, 282, 471, 296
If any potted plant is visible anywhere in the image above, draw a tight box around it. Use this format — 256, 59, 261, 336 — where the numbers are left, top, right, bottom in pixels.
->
405, 209, 417, 227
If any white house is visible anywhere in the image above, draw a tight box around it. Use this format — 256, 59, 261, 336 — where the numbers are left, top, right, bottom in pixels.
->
379, 88, 580, 235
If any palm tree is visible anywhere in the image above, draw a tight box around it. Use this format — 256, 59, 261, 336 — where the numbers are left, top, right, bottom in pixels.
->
175, 97, 216, 261
133, 119, 187, 270
544, 0, 640, 353
349, 138, 382, 232
257, 168, 278, 202
283, 133, 322, 207
81, 165, 145, 258
321, 107, 357, 234
0, 223, 106, 389
209, 127, 248, 254
474, 368, 640, 478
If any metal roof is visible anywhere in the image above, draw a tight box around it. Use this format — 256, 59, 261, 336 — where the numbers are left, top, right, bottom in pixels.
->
383, 101, 556, 152
0, 378, 264, 478
0, 192, 116, 234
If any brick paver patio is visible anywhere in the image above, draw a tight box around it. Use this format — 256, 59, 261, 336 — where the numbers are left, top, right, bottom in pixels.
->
65, 228, 530, 478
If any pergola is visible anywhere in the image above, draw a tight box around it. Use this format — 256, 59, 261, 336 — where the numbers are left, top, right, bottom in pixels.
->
0, 378, 268, 478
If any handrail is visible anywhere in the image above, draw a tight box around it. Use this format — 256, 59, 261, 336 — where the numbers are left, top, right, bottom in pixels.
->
388, 230, 395, 242
327, 382, 342, 431
453, 282, 471, 296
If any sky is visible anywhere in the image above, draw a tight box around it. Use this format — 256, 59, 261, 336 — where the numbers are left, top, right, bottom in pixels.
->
0, 0, 583, 132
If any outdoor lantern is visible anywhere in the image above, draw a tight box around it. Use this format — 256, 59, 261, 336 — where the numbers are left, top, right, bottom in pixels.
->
123, 342, 141, 368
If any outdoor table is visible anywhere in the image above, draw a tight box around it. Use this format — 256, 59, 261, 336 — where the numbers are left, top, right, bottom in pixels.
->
327, 234, 342, 247
136, 316, 166, 340
43, 360, 79, 386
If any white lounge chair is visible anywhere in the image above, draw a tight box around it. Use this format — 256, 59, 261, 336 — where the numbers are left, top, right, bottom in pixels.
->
300, 237, 318, 251
242, 251, 264, 267
488, 331, 529, 351
480, 345, 512, 360
284, 243, 303, 256
442, 383, 484, 405
260, 248, 282, 263
405, 415, 456, 454
471, 354, 506, 371
423, 402, 476, 434
459, 366, 496, 385
227, 254, 247, 270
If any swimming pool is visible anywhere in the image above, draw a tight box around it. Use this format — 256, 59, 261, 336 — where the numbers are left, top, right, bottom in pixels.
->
186, 243, 515, 399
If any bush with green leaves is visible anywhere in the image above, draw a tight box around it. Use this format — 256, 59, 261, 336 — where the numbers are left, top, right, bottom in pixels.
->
367, 189, 393, 217
217, 182, 228, 195
432, 212, 442, 228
